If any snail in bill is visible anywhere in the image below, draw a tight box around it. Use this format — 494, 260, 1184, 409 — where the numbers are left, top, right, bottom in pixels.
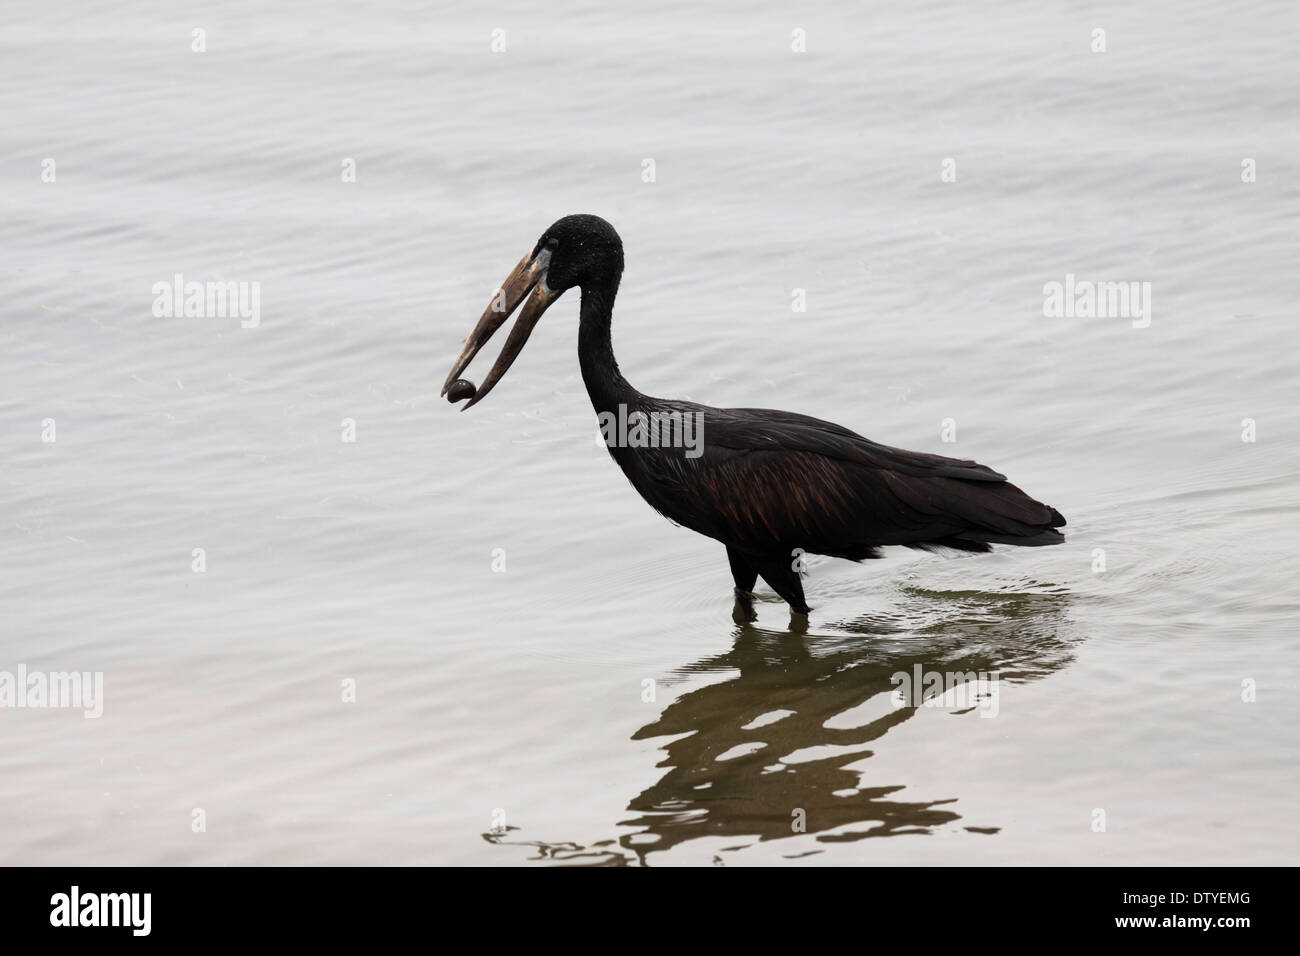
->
445, 379, 477, 403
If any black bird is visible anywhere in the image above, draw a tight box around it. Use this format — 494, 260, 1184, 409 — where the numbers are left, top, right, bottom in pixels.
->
442, 215, 1065, 617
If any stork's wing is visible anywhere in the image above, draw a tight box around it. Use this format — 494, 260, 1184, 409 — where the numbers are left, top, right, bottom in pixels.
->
653, 404, 1064, 559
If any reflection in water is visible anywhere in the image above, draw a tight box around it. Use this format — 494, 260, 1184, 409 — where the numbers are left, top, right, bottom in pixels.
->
487, 586, 1078, 865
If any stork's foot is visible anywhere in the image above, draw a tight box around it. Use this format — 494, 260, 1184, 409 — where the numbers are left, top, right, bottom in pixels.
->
732, 588, 758, 623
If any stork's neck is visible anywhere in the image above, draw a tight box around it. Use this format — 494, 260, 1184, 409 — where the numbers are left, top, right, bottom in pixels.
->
578, 284, 639, 414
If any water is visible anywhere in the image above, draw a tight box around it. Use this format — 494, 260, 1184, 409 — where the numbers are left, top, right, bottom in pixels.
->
2, 1, 1297, 865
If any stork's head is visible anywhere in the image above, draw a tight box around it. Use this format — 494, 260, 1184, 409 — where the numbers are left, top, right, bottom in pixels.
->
441, 214, 623, 408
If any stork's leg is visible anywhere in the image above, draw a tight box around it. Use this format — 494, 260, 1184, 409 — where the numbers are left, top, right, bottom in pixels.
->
726, 546, 759, 621
755, 555, 812, 616
727, 546, 758, 593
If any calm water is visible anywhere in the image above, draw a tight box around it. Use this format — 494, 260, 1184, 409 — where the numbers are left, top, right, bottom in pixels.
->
2, 1, 1297, 865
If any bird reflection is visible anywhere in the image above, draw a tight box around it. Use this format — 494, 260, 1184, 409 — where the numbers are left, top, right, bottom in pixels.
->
486, 585, 1077, 865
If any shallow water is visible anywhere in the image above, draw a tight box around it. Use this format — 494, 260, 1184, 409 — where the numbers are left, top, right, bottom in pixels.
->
2, 1, 1298, 865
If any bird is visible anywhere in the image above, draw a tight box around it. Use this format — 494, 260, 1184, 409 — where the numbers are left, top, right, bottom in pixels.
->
442, 214, 1065, 617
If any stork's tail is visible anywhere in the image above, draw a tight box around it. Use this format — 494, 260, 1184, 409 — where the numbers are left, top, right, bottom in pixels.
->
919, 479, 1066, 553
